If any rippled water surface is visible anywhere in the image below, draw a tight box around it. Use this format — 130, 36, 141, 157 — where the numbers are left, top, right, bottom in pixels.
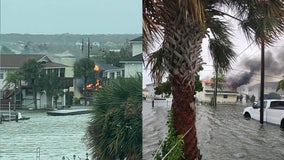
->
143, 99, 284, 160
0, 110, 91, 160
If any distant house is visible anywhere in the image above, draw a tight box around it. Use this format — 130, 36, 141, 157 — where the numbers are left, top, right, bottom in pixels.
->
120, 36, 143, 78
247, 82, 284, 100
94, 61, 124, 83
120, 53, 143, 78
129, 36, 142, 57
0, 54, 73, 109
196, 79, 239, 104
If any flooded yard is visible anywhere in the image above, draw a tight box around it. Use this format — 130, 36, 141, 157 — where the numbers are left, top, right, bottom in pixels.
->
143, 99, 284, 160
0, 109, 91, 160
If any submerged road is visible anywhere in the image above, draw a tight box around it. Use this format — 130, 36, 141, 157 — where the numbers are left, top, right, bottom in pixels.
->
143, 99, 284, 160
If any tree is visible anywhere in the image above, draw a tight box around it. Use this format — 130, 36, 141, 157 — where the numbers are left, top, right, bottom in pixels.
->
105, 42, 132, 67
20, 59, 43, 109
155, 74, 203, 97
38, 72, 64, 108
210, 72, 226, 91
276, 76, 284, 92
85, 76, 142, 160
239, 0, 284, 124
73, 58, 96, 106
210, 71, 227, 107
143, 1, 284, 159
3, 71, 23, 109
154, 81, 172, 97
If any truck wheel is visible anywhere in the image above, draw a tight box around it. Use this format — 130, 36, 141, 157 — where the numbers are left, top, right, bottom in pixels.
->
281, 119, 284, 129
244, 112, 251, 120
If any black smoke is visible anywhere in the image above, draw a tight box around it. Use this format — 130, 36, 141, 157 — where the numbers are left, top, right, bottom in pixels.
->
227, 49, 284, 89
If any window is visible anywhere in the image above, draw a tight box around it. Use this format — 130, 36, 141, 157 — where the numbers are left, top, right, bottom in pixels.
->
110, 72, 115, 79
254, 101, 268, 108
0, 73, 3, 79
223, 95, 228, 99
54, 69, 59, 77
270, 101, 284, 109
26, 89, 33, 96
117, 71, 121, 77
47, 69, 52, 75
60, 68, 65, 77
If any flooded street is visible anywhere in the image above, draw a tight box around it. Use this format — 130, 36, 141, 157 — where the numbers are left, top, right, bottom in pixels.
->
0, 109, 91, 160
143, 99, 284, 160
1, 101, 284, 160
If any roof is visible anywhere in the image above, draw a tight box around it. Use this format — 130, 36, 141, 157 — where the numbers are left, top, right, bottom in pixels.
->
120, 53, 143, 63
201, 79, 214, 84
0, 54, 67, 68
130, 36, 142, 42
95, 61, 123, 71
205, 90, 239, 94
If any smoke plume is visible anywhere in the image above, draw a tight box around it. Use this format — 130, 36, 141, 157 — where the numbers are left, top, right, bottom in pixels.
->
227, 49, 284, 89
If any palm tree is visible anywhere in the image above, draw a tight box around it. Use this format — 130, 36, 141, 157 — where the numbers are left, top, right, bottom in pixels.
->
20, 59, 43, 109
276, 76, 284, 92
239, 1, 284, 123
85, 76, 142, 160
144, 1, 284, 159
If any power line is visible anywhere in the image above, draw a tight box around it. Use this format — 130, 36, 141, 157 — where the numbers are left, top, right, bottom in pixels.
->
236, 41, 255, 58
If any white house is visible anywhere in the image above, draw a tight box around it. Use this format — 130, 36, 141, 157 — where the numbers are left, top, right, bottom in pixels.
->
0, 54, 73, 109
120, 54, 142, 78
120, 36, 143, 78
196, 79, 239, 104
130, 36, 142, 57
95, 61, 124, 83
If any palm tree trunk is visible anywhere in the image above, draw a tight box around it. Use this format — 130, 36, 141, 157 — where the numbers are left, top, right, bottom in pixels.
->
163, 16, 204, 160
171, 76, 201, 160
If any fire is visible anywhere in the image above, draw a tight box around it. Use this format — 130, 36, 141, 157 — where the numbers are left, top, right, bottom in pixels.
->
86, 83, 94, 89
93, 65, 100, 72
95, 80, 100, 87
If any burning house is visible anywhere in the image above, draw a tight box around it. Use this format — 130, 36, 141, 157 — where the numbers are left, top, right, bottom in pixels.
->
196, 79, 239, 104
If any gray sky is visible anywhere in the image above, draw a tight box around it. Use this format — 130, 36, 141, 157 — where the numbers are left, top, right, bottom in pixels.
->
1, 0, 142, 34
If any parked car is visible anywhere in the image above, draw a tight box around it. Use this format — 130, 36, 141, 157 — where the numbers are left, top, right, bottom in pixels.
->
243, 99, 284, 128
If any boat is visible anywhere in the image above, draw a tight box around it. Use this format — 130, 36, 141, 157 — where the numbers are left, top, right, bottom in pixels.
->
0, 112, 30, 122
46, 108, 92, 116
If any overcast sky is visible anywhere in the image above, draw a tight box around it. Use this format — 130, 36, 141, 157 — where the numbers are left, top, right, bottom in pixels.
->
1, 0, 142, 34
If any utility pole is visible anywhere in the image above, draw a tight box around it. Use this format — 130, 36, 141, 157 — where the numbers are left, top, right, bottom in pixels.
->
81, 38, 84, 55
87, 37, 90, 58
213, 64, 218, 107
0, 0, 2, 54
260, 40, 265, 124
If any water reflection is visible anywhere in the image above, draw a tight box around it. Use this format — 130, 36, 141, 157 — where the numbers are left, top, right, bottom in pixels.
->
0, 110, 91, 160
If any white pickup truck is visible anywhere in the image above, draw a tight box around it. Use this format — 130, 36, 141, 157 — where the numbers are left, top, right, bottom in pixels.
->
243, 99, 284, 128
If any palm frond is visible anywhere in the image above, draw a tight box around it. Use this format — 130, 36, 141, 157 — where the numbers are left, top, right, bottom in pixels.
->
209, 38, 236, 72
145, 47, 167, 84
276, 77, 284, 92
85, 76, 142, 160
143, 0, 163, 53
238, 0, 284, 46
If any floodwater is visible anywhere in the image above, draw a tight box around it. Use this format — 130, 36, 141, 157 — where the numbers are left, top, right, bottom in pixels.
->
0, 109, 91, 160
2, 101, 284, 160
143, 99, 284, 160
